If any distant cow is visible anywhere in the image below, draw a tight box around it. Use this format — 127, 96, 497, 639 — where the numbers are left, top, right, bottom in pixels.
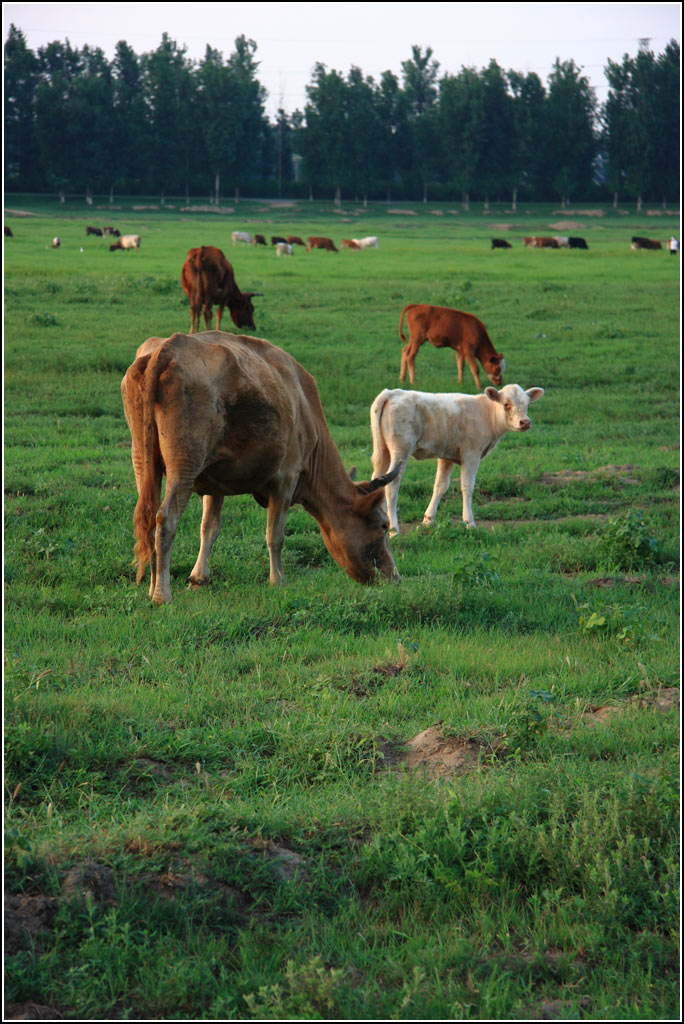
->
253, 234, 267, 246
307, 236, 338, 252
286, 236, 305, 246
271, 235, 287, 246
631, 236, 662, 251
523, 237, 536, 247
568, 237, 588, 249
342, 239, 360, 250
4, 225, 13, 238
52, 237, 61, 248
491, 238, 512, 249
102, 226, 120, 236
121, 331, 399, 603
180, 245, 261, 334
276, 242, 293, 257
231, 231, 252, 246
553, 236, 570, 248
86, 226, 103, 237
398, 304, 505, 391
353, 236, 378, 249
370, 384, 544, 536
109, 234, 140, 251
535, 237, 559, 248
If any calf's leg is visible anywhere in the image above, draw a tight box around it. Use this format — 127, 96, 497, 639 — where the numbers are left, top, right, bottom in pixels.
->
422, 459, 455, 526
459, 453, 481, 527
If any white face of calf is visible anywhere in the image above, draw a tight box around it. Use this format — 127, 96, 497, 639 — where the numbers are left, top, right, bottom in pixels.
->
484, 384, 544, 431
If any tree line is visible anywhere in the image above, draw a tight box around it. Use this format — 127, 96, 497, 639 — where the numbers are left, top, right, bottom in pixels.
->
3, 25, 680, 207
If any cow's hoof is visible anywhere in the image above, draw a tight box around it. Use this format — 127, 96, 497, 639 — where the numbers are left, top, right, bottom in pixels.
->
187, 576, 208, 590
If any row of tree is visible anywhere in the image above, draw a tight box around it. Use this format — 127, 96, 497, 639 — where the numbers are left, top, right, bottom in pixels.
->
3, 25, 680, 206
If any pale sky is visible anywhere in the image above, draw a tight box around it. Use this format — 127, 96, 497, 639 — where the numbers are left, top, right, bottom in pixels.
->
4, 2, 681, 117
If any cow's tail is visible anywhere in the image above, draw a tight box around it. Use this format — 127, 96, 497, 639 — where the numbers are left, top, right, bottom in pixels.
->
131, 348, 171, 582
369, 389, 393, 471
398, 304, 414, 342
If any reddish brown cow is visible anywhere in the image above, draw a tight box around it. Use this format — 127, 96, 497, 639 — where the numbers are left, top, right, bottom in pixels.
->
523, 237, 536, 247
631, 236, 663, 251
307, 236, 338, 252
535, 237, 559, 248
286, 236, 305, 246
253, 234, 267, 246
121, 331, 399, 603
180, 246, 261, 334
342, 239, 360, 250
398, 304, 505, 391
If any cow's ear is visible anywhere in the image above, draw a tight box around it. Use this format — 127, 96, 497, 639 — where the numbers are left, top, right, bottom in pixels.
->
485, 387, 500, 402
354, 487, 386, 516
526, 387, 544, 403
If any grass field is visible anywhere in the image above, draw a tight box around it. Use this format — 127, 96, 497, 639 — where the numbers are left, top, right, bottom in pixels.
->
4, 196, 680, 1020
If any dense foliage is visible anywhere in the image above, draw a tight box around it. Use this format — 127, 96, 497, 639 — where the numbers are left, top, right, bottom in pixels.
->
3, 26, 680, 204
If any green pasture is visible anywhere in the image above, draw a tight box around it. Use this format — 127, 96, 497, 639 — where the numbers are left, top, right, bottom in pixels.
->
4, 196, 680, 1020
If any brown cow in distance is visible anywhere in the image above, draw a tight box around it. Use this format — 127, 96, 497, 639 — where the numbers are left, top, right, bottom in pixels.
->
307, 236, 338, 252
342, 239, 361, 250
631, 236, 662, 251
398, 304, 505, 391
253, 234, 267, 246
180, 246, 261, 334
535, 237, 559, 248
121, 331, 399, 603
286, 235, 305, 246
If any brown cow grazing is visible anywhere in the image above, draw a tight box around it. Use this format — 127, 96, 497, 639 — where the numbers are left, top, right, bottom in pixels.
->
271, 235, 287, 246
491, 238, 512, 249
253, 234, 267, 246
121, 331, 399, 604
342, 239, 361, 250
109, 234, 141, 251
286, 236, 305, 246
4, 225, 13, 237
307, 236, 338, 252
631, 236, 662, 251
523, 237, 536, 247
180, 246, 261, 334
86, 226, 103, 236
535, 237, 559, 248
398, 304, 505, 391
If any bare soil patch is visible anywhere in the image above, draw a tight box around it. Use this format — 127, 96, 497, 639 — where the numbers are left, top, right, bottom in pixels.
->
4, 1004, 64, 1020
539, 464, 641, 486
549, 220, 586, 230
583, 687, 679, 726
179, 205, 235, 214
489, 223, 515, 230
403, 725, 491, 777
4, 208, 37, 217
553, 208, 604, 217
249, 838, 309, 883
62, 861, 117, 904
4, 891, 58, 954
387, 208, 417, 215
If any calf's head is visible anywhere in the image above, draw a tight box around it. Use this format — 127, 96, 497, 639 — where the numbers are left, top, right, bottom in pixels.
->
485, 383, 544, 431
483, 354, 505, 387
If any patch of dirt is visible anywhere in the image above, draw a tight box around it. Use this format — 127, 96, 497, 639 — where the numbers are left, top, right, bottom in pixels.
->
447, 209, 460, 215
62, 862, 117, 904
3, 208, 37, 217
584, 688, 679, 726
4, 1004, 64, 1021
387, 208, 417, 215
539, 464, 641, 486
489, 223, 515, 230
403, 725, 491, 777
430, 209, 445, 215
179, 205, 235, 214
347, 663, 404, 697
549, 220, 586, 230
646, 208, 680, 215
131, 756, 174, 782
249, 838, 309, 883
522, 996, 592, 1020
553, 208, 604, 217
4, 891, 58, 954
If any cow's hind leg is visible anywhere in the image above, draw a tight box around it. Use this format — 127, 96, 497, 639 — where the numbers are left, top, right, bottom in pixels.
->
151, 477, 195, 604
265, 482, 296, 585
423, 459, 455, 527
382, 458, 408, 537
188, 494, 225, 588
400, 341, 420, 384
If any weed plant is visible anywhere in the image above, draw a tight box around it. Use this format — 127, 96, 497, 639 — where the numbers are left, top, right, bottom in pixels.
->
4, 197, 680, 1020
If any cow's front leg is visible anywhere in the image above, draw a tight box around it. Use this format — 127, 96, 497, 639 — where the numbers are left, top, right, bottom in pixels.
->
423, 458, 455, 527
188, 494, 225, 587
459, 455, 480, 528
266, 484, 295, 585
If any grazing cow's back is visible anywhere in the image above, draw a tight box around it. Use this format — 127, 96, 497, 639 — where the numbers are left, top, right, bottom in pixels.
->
491, 238, 512, 249
86, 226, 103, 236
271, 235, 287, 246
568, 237, 588, 249
306, 236, 338, 252
180, 245, 260, 334
535, 237, 559, 248
371, 384, 544, 536
398, 304, 505, 391
109, 234, 140, 251
286, 236, 305, 246
121, 331, 398, 603
253, 234, 267, 246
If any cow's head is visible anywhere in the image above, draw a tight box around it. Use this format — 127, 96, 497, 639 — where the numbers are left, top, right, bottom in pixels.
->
317, 471, 400, 584
484, 354, 506, 387
229, 291, 263, 330
485, 384, 544, 431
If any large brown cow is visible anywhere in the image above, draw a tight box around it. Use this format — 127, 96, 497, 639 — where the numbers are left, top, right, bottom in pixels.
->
306, 236, 338, 252
121, 331, 399, 604
398, 304, 505, 391
534, 237, 559, 248
631, 236, 662, 251
286, 235, 306, 246
180, 246, 260, 334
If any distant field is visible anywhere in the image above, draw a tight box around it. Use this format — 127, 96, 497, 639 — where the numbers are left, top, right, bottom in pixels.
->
4, 197, 680, 1020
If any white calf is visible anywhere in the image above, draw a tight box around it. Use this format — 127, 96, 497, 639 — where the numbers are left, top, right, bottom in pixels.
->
370, 384, 544, 536
275, 242, 293, 256
231, 231, 252, 246
352, 236, 379, 249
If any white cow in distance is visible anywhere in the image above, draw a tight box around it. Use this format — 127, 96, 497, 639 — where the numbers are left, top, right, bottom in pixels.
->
275, 242, 293, 256
352, 236, 379, 249
231, 231, 252, 246
370, 384, 544, 536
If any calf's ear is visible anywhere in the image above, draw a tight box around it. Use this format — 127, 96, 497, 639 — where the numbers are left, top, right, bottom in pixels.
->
526, 387, 544, 402
484, 387, 500, 402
